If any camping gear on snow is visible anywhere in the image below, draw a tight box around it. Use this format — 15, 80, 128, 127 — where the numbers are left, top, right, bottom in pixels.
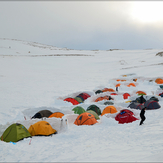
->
144, 100, 161, 110
149, 96, 159, 102
123, 93, 130, 99
104, 101, 114, 105
32, 110, 53, 119
132, 96, 146, 104
86, 110, 100, 120
159, 92, 163, 97
110, 93, 118, 95
115, 109, 138, 124
159, 85, 163, 89
49, 112, 64, 118
95, 90, 103, 94
95, 95, 113, 102
74, 112, 98, 126
101, 105, 117, 116
28, 121, 57, 136
77, 93, 90, 100
0, 123, 31, 142
86, 104, 101, 115
72, 106, 85, 115
136, 91, 146, 96
102, 88, 115, 92
64, 97, 79, 105
127, 83, 136, 87
74, 96, 83, 103
155, 78, 163, 84
128, 102, 144, 110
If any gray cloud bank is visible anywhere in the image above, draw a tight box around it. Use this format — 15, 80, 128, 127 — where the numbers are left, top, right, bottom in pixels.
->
0, 1, 163, 50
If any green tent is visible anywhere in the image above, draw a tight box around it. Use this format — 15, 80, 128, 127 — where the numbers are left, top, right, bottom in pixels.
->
74, 97, 83, 103
1, 123, 31, 142
86, 110, 100, 120
86, 104, 101, 115
104, 101, 114, 105
72, 106, 85, 115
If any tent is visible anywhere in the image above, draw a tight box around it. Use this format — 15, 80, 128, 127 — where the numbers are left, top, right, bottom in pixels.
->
49, 112, 64, 118
1, 123, 31, 142
95, 90, 103, 94
159, 85, 163, 89
115, 109, 138, 124
74, 96, 83, 103
123, 93, 130, 99
86, 104, 101, 115
95, 96, 112, 102
32, 110, 53, 119
74, 112, 98, 126
102, 88, 115, 92
64, 97, 79, 105
28, 121, 57, 136
101, 105, 117, 116
144, 100, 161, 110
134, 96, 146, 104
77, 93, 90, 100
136, 91, 146, 95
128, 102, 144, 110
86, 110, 100, 120
127, 83, 136, 87
104, 101, 114, 105
72, 106, 85, 115
155, 78, 163, 84
149, 96, 159, 102
159, 92, 163, 97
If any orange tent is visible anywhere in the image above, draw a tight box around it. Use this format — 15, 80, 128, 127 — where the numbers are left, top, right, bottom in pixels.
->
101, 106, 117, 116
136, 91, 146, 95
95, 96, 112, 102
127, 83, 136, 87
102, 88, 115, 92
116, 79, 126, 82
116, 83, 121, 87
155, 78, 163, 84
28, 121, 57, 136
64, 97, 79, 105
74, 112, 98, 126
49, 112, 64, 118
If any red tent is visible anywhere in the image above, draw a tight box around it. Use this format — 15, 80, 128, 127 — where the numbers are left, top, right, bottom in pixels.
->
78, 93, 90, 100
123, 93, 130, 99
64, 97, 79, 105
115, 109, 138, 124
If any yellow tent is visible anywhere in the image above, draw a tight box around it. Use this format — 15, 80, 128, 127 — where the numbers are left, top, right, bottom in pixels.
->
101, 106, 117, 116
28, 121, 57, 136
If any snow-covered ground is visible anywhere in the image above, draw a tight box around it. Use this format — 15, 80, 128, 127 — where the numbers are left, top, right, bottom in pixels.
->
0, 38, 163, 162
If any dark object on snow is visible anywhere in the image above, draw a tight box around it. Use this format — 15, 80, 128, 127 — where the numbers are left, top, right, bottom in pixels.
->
128, 102, 144, 110
139, 95, 146, 104
32, 110, 53, 119
144, 100, 161, 110
139, 107, 146, 125
104, 101, 114, 105
95, 90, 103, 94
116, 87, 118, 92
149, 96, 159, 102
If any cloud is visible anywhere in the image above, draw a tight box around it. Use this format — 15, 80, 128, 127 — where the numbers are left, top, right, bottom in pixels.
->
0, 1, 163, 50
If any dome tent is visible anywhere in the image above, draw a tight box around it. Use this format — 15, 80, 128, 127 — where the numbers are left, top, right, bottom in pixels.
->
144, 100, 161, 110
28, 121, 57, 136
1, 123, 31, 142
32, 110, 53, 119
115, 109, 138, 124
74, 112, 98, 126
86, 104, 101, 115
86, 110, 100, 120
64, 97, 79, 105
72, 106, 85, 115
101, 105, 117, 116
49, 112, 64, 118
128, 102, 144, 110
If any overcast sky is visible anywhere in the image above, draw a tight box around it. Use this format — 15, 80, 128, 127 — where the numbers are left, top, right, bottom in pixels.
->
1, 1, 163, 50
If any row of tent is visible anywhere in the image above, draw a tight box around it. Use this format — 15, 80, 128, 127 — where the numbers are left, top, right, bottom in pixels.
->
0, 121, 57, 143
